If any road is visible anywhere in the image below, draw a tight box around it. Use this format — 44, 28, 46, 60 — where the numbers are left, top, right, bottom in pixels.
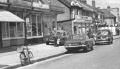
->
18, 38, 120, 69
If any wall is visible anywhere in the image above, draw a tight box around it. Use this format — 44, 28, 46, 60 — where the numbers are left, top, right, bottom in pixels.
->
2, 38, 24, 47
42, 0, 71, 21
110, 8, 119, 22
58, 21, 72, 35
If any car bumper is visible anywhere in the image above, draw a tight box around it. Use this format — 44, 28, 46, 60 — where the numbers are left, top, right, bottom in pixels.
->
95, 40, 110, 43
65, 44, 87, 49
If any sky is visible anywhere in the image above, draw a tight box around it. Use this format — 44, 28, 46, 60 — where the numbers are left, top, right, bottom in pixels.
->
87, 0, 120, 9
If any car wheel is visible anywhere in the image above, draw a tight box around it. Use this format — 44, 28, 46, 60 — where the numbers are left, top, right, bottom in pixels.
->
46, 42, 49, 45
90, 45, 94, 50
84, 42, 92, 52
110, 40, 113, 44
84, 45, 89, 52
59, 41, 65, 46
66, 48, 76, 53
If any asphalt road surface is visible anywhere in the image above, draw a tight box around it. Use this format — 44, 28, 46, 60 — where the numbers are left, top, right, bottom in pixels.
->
18, 38, 120, 69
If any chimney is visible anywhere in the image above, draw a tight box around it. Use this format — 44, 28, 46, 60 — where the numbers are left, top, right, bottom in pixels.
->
79, 0, 87, 4
92, 0, 95, 7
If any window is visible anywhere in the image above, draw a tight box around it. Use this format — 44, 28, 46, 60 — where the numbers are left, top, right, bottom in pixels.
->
32, 15, 37, 36
26, 17, 32, 37
2, 23, 9, 38
2, 12, 24, 39
17, 23, 24, 37
9, 23, 16, 37
37, 16, 42, 36
26, 14, 42, 38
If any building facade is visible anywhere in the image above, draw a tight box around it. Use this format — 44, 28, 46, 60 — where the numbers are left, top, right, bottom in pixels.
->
55, 0, 101, 35
101, 9, 116, 27
0, 0, 64, 47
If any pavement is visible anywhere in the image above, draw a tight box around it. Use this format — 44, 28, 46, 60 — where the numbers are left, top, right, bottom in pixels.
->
0, 35, 120, 69
0, 44, 67, 69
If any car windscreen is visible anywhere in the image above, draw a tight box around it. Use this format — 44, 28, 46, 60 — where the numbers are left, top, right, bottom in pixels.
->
97, 30, 109, 35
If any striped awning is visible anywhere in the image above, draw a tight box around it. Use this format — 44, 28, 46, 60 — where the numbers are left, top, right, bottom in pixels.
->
0, 10, 24, 22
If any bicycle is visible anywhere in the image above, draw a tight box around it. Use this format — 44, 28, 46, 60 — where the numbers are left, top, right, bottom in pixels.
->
17, 46, 33, 66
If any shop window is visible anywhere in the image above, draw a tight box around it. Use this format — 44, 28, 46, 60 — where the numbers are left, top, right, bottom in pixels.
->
17, 23, 24, 37
37, 16, 42, 36
52, 21, 56, 29
2, 23, 9, 38
9, 23, 16, 37
74, 26, 77, 34
26, 17, 32, 37
32, 15, 37, 36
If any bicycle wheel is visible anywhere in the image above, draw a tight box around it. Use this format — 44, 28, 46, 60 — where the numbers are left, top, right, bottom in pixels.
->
28, 51, 33, 58
20, 53, 26, 66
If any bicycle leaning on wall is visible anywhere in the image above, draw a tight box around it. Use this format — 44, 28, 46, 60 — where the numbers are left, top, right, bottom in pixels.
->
17, 46, 33, 66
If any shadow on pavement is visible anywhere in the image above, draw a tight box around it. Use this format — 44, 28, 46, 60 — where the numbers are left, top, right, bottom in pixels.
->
0, 64, 9, 68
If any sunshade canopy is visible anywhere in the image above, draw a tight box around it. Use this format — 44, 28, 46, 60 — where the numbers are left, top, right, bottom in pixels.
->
0, 10, 24, 22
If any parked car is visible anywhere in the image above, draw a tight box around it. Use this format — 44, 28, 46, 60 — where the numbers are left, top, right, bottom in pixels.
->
64, 34, 94, 52
94, 29, 113, 44
45, 30, 68, 46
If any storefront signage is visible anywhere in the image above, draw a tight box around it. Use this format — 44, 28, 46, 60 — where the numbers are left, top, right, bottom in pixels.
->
71, 0, 82, 7
74, 15, 92, 23
33, 1, 49, 9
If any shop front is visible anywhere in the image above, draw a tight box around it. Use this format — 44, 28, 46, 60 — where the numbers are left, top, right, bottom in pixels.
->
0, 10, 24, 47
72, 15, 93, 35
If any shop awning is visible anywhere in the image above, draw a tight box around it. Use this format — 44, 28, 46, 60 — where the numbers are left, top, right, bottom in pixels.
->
0, 10, 24, 22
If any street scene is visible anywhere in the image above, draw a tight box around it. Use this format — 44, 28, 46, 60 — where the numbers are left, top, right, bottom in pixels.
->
0, 0, 120, 69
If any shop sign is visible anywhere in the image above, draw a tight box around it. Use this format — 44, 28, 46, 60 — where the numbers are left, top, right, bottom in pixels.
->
74, 15, 92, 23
71, 0, 81, 7
33, 1, 49, 9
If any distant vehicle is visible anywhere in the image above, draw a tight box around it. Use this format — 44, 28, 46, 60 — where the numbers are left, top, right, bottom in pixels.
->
45, 30, 68, 46
64, 34, 94, 52
94, 29, 113, 44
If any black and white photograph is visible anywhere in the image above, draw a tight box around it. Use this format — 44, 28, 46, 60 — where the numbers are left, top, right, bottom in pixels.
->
0, 0, 120, 69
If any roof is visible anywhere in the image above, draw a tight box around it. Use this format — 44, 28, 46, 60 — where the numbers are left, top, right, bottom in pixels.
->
58, 0, 95, 12
101, 9, 116, 18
